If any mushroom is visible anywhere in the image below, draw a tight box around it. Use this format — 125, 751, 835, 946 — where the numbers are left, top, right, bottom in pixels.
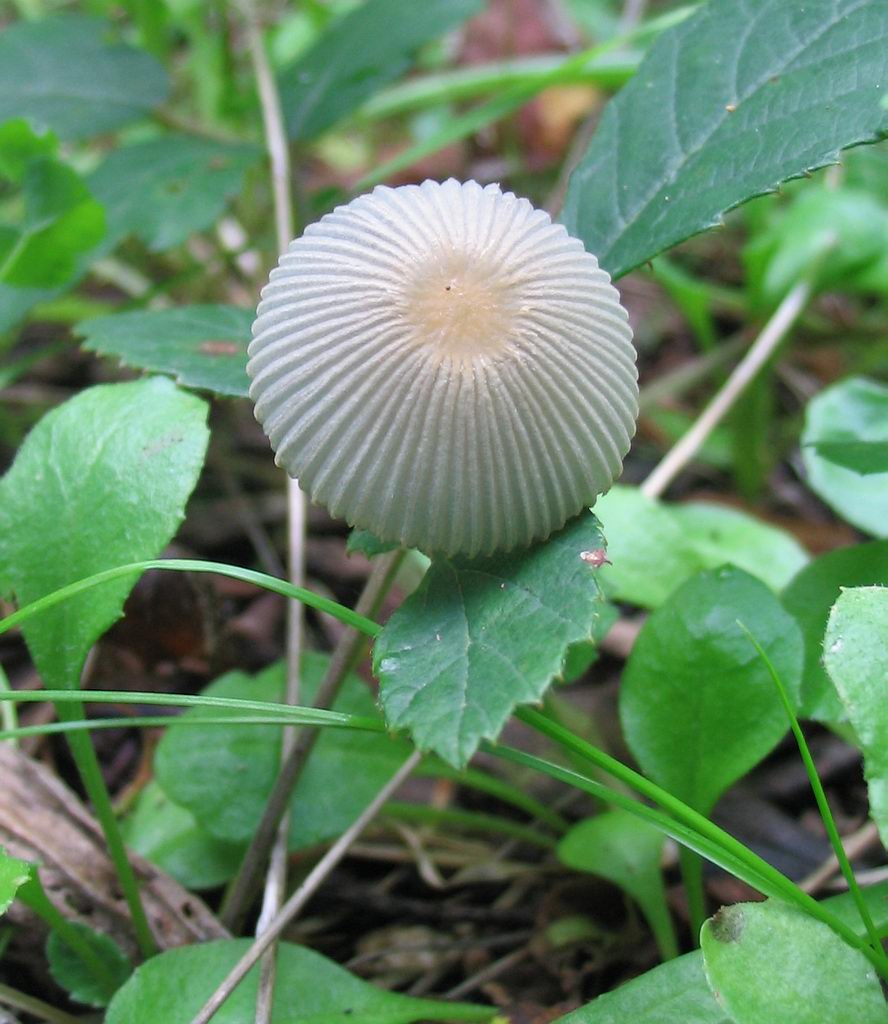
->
248, 178, 638, 558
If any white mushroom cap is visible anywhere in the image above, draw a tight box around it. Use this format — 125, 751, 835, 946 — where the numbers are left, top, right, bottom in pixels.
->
248, 178, 638, 558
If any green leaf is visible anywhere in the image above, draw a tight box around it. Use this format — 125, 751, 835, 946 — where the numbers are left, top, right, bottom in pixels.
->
809, 440, 888, 476
744, 185, 888, 305
0, 377, 210, 688
154, 654, 410, 848
782, 541, 888, 721
700, 901, 888, 1024
47, 921, 132, 1009
122, 782, 245, 891
595, 485, 808, 608
824, 587, 888, 847
0, 848, 32, 916
88, 136, 261, 252
0, 157, 105, 288
620, 567, 802, 815
346, 528, 400, 559
375, 512, 610, 767
802, 379, 888, 520
554, 950, 729, 1024
555, 882, 888, 1024
106, 939, 493, 1023
78, 306, 253, 397
0, 15, 169, 140
280, 0, 484, 140
0, 119, 57, 183
563, 0, 888, 278
557, 810, 677, 960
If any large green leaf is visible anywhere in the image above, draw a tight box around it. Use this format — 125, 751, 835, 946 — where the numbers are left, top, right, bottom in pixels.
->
154, 654, 410, 848
824, 587, 888, 847
0, 157, 105, 288
557, 810, 676, 960
595, 485, 808, 608
78, 306, 253, 398
620, 567, 802, 815
122, 782, 245, 891
0, 15, 169, 140
47, 922, 132, 1009
555, 883, 888, 1024
563, 0, 888, 278
782, 541, 888, 721
700, 901, 887, 1024
0, 848, 32, 916
88, 136, 261, 252
375, 512, 610, 767
0, 378, 209, 688
280, 0, 484, 140
106, 939, 492, 1023
802, 377, 888, 536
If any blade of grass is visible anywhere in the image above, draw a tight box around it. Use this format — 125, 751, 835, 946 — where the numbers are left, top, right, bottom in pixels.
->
738, 620, 884, 957
0, 559, 380, 641
513, 706, 888, 978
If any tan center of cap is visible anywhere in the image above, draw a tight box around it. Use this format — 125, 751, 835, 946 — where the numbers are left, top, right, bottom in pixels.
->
400, 251, 521, 368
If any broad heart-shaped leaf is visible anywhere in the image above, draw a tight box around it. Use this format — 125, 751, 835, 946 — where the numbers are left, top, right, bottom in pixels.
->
557, 810, 677, 961
555, 882, 888, 1024
106, 939, 492, 1024
0, 15, 169, 141
563, 0, 888, 279
0, 157, 105, 288
824, 587, 888, 847
782, 541, 888, 722
0, 378, 209, 689
0, 847, 32, 916
88, 136, 261, 252
595, 485, 808, 608
700, 901, 888, 1024
375, 512, 610, 767
78, 306, 253, 398
47, 921, 132, 1009
280, 0, 484, 140
620, 567, 802, 815
154, 654, 411, 848
802, 377, 888, 536
122, 782, 244, 891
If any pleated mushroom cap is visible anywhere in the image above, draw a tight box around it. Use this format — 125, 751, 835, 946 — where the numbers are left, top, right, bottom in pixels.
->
248, 178, 638, 558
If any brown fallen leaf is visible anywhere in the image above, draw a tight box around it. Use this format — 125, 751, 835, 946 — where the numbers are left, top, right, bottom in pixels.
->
0, 743, 228, 965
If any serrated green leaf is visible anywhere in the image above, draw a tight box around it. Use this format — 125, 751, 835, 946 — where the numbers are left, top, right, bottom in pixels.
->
78, 306, 253, 397
0, 378, 210, 689
802, 379, 888, 520
122, 782, 244, 891
280, 0, 484, 140
47, 921, 132, 1009
0, 158, 105, 288
0, 15, 169, 140
563, 0, 888, 278
782, 540, 888, 722
558, 810, 677, 960
620, 567, 802, 815
554, 882, 888, 1024
595, 486, 808, 608
154, 654, 410, 848
0, 848, 32, 916
824, 587, 888, 847
700, 901, 887, 1024
88, 136, 261, 252
375, 512, 610, 767
106, 939, 492, 1023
